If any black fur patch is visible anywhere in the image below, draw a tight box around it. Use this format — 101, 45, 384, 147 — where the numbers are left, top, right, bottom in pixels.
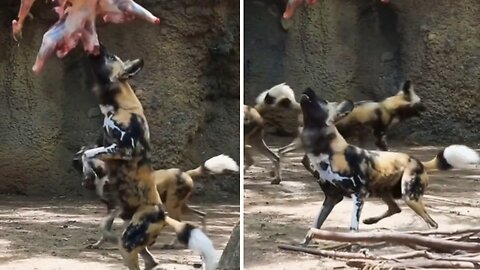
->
319, 162, 329, 170
176, 223, 196, 246
395, 104, 425, 120
120, 205, 138, 221
405, 160, 425, 200
121, 208, 166, 252
344, 146, 371, 180
436, 150, 453, 170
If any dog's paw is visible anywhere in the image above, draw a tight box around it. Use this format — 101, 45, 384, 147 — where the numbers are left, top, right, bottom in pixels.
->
362, 217, 378, 225
270, 178, 281, 185
86, 242, 102, 249
145, 261, 159, 270
86, 244, 100, 249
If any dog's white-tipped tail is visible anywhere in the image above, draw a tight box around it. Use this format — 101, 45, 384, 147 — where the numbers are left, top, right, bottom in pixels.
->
166, 218, 218, 270
188, 228, 218, 270
424, 145, 480, 171
444, 145, 480, 169
204, 154, 239, 174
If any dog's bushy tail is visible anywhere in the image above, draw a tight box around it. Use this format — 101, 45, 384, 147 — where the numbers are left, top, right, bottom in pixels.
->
423, 145, 480, 171
186, 154, 239, 178
165, 217, 217, 270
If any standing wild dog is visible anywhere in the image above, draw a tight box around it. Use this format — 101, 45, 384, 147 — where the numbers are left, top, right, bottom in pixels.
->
74, 150, 238, 249
244, 83, 302, 184
81, 45, 217, 270
335, 80, 426, 151
299, 88, 479, 246
244, 105, 283, 184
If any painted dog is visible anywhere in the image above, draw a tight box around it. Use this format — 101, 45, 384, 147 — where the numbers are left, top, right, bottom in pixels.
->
74, 150, 238, 249
81, 45, 217, 270
299, 87, 479, 246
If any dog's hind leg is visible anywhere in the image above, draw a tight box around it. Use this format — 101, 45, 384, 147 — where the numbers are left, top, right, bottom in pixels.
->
140, 247, 158, 270
401, 164, 438, 229
244, 146, 255, 171
256, 139, 282, 184
363, 194, 401, 225
404, 196, 437, 228
404, 196, 437, 229
301, 184, 344, 246
374, 128, 389, 151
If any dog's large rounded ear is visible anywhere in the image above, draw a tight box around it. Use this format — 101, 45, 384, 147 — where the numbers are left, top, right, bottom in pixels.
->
120, 59, 144, 80
334, 100, 354, 120
397, 80, 413, 95
264, 93, 275, 105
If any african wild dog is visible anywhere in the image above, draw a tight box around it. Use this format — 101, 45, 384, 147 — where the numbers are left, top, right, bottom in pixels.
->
335, 80, 426, 151
74, 151, 238, 249
244, 83, 302, 184
244, 105, 282, 184
299, 88, 479, 246
81, 45, 217, 270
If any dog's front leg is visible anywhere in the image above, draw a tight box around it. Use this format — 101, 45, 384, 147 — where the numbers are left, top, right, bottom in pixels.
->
349, 194, 364, 232
83, 144, 133, 161
278, 136, 302, 156
301, 190, 343, 246
87, 208, 120, 249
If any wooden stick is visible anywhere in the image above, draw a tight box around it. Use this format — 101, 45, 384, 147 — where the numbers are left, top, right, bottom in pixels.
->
278, 244, 378, 260
347, 259, 480, 269
403, 228, 480, 236
308, 229, 480, 252
386, 250, 480, 263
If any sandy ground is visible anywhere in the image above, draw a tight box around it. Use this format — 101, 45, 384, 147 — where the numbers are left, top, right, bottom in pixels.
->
0, 196, 239, 270
244, 144, 480, 269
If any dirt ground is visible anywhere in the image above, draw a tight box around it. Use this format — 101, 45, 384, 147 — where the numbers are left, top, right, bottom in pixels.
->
0, 196, 239, 270
244, 142, 480, 269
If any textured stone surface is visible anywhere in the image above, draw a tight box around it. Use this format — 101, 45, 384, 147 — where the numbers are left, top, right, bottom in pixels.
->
245, 0, 479, 145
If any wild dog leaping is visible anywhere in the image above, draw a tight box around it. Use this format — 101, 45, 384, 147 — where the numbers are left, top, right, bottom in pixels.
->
83, 44, 217, 270
299, 88, 479, 246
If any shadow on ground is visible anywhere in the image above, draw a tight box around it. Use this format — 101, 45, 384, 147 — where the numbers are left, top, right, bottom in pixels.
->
0, 196, 239, 270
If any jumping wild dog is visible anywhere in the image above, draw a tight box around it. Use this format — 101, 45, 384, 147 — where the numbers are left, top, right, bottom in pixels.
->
81, 45, 217, 270
299, 87, 479, 246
